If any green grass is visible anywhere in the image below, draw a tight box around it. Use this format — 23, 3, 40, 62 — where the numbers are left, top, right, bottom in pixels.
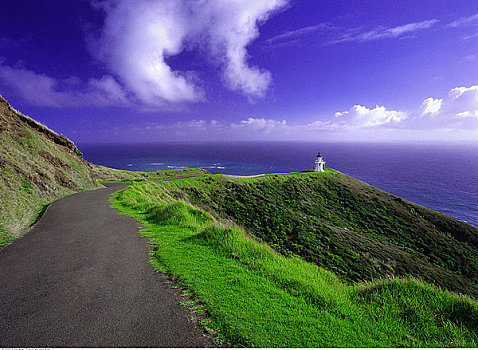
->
0, 227, 14, 248
111, 181, 478, 347
154, 171, 478, 297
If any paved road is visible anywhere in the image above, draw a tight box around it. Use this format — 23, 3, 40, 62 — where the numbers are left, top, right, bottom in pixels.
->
0, 183, 213, 347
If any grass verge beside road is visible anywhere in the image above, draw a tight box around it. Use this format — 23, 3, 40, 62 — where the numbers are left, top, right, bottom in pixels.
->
111, 181, 478, 347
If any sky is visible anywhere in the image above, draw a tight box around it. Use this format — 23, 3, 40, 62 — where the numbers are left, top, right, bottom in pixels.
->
1, 0, 478, 144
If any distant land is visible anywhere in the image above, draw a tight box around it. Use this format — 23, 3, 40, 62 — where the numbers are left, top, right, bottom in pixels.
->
0, 95, 477, 347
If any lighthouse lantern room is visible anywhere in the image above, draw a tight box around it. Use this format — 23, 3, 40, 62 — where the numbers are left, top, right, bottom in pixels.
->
314, 152, 326, 172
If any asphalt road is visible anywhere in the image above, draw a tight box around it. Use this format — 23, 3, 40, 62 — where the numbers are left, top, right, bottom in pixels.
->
0, 183, 213, 347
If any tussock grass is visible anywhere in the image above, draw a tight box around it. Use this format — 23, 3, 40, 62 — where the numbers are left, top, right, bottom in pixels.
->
111, 181, 478, 347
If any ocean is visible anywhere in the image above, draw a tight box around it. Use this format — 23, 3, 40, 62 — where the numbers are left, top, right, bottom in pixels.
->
79, 142, 478, 228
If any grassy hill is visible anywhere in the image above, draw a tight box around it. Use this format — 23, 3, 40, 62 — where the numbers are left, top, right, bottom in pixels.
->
156, 171, 478, 298
111, 179, 478, 347
0, 95, 145, 247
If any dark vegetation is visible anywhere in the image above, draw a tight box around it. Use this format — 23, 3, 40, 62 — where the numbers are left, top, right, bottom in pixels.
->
160, 172, 478, 298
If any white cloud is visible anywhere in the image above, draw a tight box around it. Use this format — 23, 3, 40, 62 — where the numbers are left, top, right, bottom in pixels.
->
0, 63, 129, 107
419, 97, 443, 116
441, 86, 478, 115
265, 23, 333, 46
128, 85, 478, 142
204, 0, 287, 97
447, 14, 478, 40
448, 14, 478, 28
231, 117, 287, 133
330, 19, 438, 44
174, 119, 208, 130
1, 1, 286, 108
463, 32, 478, 40
93, 0, 287, 103
331, 86, 478, 132
409, 85, 478, 130
334, 105, 407, 127
94, 0, 203, 105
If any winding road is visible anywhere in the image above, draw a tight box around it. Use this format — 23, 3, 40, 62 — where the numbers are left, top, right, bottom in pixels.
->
0, 183, 212, 347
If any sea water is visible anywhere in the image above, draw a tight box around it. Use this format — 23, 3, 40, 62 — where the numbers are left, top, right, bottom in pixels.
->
80, 142, 478, 228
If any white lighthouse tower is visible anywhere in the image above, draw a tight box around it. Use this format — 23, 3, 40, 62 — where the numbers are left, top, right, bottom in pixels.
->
313, 152, 326, 172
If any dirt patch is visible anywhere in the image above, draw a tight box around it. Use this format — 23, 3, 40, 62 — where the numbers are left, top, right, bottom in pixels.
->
38, 150, 66, 168
54, 170, 77, 190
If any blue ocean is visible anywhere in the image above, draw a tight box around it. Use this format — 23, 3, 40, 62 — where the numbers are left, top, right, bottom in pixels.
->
79, 142, 478, 228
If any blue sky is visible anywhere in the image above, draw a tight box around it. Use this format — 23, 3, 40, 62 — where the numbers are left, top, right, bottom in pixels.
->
1, 0, 477, 143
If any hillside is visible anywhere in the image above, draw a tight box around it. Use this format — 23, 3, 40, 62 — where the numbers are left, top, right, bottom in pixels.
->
157, 171, 478, 298
0, 95, 144, 247
111, 179, 478, 347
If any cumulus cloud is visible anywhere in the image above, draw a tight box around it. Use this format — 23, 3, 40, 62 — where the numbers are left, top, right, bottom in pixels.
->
0, 63, 129, 107
316, 86, 478, 133
329, 86, 478, 132
409, 85, 478, 130
334, 105, 407, 128
93, 0, 202, 105
1, 1, 286, 108
419, 97, 443, 115
92, 0, 287, 103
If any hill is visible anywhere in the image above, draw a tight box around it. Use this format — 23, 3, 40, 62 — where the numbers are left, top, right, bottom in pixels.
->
0, 95, 143, 247
111, 179, 478, 347
157, 172, 478, 298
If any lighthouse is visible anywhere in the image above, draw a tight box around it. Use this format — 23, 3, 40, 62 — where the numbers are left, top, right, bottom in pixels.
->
313, 152, 326, 172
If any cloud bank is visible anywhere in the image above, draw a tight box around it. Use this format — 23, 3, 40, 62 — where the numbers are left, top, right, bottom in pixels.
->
124, 85, 478, 142
0, 64, 129, 107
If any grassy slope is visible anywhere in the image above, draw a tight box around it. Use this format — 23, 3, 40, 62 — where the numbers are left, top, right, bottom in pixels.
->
157, 170, 478, 298
0, 95, 147, 247
0, 92, 209, 247
111, 180, 478, 347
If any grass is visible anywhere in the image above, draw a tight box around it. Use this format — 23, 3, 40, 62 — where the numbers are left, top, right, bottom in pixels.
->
0, 89, 208, 244
111, 180, 478, 347
0, 117, 209, 247
0, 129, 95, 239
155, 170, 478, 297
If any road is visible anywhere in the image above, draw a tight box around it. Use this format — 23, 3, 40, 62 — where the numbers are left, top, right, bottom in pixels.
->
0, 183, 213, 347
